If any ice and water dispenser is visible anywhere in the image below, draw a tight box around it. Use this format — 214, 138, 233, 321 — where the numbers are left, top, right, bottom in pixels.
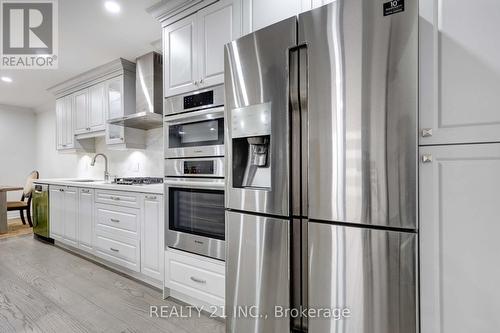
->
230, 102, 272, 189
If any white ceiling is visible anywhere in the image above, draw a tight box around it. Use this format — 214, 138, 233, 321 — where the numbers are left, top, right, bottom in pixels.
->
0, 0, 162, 110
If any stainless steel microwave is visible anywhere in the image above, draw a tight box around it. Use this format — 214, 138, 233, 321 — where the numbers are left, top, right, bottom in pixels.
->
164, 86, 225, 159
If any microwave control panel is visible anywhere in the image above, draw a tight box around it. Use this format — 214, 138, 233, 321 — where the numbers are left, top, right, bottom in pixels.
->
184, 91, 214, 109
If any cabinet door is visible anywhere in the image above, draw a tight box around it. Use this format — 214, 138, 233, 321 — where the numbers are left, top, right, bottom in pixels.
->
63, 95, 75, 148
63, 187, 78, 247
55, 99, 64, 149
89, 83, 106, 132
78, 188, 94, 252
164, 14, 198, 97
49, 186, 64, 240
242, 0, 305, 34
197, 0, 241, 87
105, 77, 125, 145
420, 0, 500, 145
420, 143, 500, 333
106, 77, 123, 119
305, 0, 333, 11
74, 90, 89, 135
141, 195, 164, 281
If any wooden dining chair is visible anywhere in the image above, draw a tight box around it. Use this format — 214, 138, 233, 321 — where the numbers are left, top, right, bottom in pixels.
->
7, 171, 39, 227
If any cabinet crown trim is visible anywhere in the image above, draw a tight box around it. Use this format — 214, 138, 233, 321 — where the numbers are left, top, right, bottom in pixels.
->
147, 0, 216, 25
48, 58, 136, 99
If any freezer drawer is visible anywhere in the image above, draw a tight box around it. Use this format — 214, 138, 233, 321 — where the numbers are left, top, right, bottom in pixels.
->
226, 211, 290, 333
308, 222, 417, 333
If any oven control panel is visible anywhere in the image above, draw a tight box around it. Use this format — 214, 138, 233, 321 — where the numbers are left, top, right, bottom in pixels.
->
184, 160, 214, 175
165, 157, 224, 178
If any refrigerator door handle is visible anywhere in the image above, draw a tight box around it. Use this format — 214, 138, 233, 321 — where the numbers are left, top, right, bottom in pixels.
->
298, 46, 308, 217
289, 45, 309, 218
289, 47, 301, 217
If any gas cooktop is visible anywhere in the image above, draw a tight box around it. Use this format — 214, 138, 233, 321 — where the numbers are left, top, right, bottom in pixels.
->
113, 177, 163, 185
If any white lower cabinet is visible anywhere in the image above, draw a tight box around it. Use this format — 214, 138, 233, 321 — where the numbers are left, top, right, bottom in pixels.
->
49, 185, 78, 246
49, 186, 164, 287
78, 188, 94, 252
63, 187, 78, 247
141, 194, 164, 282
165, 248, 225, 309
49, 186, 65, 240
420, 143, 500, 332
94, 202, 141, 272
94, 228, 141, 272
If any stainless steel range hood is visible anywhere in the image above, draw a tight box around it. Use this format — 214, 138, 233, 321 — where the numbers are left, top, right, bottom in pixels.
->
108, 52, 163, 130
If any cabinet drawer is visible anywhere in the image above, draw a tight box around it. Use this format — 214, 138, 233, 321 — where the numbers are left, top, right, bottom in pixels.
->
94, 229, 139, 272
95, 203, 138, 236
165, 249, 225, 305
95, 190, 140, 208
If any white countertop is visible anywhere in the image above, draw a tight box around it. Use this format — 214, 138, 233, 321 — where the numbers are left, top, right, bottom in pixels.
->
34, 179, 164, 195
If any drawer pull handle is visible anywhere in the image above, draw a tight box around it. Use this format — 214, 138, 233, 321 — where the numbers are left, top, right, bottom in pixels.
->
110, 196, 120, 201
110, 218, 120, 223
190, 276, 206, 284
146, 195, 157, 200
110, 248, 119, 252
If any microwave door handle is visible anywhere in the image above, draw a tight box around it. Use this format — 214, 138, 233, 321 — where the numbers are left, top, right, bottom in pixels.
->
164, 107, 225, 125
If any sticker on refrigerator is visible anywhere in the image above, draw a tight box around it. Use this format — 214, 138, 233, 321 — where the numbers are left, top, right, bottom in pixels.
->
383, 0, 404, 16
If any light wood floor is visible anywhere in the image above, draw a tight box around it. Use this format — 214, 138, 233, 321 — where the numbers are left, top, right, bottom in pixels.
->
0, 235, 225, 333
0, 219, 32, 240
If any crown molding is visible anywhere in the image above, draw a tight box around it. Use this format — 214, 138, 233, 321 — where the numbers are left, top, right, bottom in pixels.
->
147, 0, 217, 26
47, 58, 136, 99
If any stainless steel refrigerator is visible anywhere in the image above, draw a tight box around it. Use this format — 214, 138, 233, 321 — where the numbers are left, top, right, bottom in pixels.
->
224, 1, 418, 332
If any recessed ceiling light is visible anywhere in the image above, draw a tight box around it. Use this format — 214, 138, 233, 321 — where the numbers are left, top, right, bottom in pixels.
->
1, 76, 12, 83
104, 1, 121, 14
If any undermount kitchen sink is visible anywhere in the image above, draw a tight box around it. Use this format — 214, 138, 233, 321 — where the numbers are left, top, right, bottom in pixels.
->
62, 179, 104, 183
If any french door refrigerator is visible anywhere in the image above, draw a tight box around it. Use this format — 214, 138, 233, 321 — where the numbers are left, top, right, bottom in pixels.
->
224, 1, 418, 333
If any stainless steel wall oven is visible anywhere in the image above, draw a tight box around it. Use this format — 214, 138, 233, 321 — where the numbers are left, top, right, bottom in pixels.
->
164, 85, 226, 261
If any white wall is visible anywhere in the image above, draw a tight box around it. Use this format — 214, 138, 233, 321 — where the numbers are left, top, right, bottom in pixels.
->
34, 101, 163, 180
0, 105, 37, 218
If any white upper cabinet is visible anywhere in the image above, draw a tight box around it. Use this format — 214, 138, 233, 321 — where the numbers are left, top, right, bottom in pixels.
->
106, 76, 125, 145
164, 14, 198, 97
242, 0, 302, 33
56, 95, 78, 150
107, 76, 124, 120
198, 0, 241, 87
420, 143, 500, 333
241, 0, 332, 34
420, 0, 500, 145
74, 89, 89, 135
55, 98, 64, 150
89, 83, 106, 132
163, 0, 241, 97
105, 74, 144, 149
73, 85, 106, 136
49, 58, 136, 151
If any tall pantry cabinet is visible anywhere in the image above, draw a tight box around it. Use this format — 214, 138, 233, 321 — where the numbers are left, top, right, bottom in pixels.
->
419, 0, 500, 332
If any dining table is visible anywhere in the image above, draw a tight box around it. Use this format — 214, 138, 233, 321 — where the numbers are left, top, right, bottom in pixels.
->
0, 186, 23, 234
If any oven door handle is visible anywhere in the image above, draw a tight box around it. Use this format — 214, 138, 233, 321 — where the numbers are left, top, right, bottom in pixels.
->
164, 107, 225, 125
164, 178, 225, 190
